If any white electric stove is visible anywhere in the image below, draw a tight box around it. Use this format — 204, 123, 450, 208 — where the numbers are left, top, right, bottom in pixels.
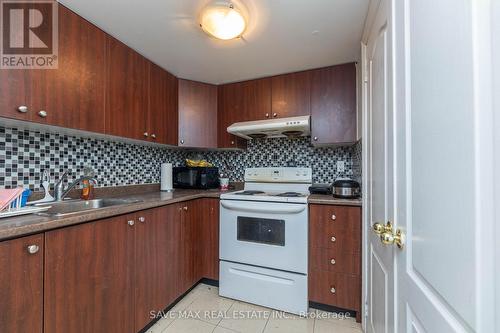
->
219, 167, 311, 315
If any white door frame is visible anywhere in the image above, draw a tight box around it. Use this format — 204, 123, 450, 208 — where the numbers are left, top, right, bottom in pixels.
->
361, 2, 383, 331
492, 1, 500, 330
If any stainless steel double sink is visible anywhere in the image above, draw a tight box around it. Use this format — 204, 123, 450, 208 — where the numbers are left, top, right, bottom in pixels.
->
35, 198, 142, 217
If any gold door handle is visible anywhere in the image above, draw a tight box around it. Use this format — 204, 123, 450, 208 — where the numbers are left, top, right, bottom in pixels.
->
372, 222, 385, 234
373, 221, 405, 249
381, 229, 404, 249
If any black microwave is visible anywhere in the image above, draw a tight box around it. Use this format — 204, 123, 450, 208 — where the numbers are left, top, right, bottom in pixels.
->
173, 167, 220, 189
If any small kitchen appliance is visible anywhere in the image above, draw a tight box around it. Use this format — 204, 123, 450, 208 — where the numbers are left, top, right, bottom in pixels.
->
332, 179, 360, 198
219, 167, 311, 315
173, 167, 219, 189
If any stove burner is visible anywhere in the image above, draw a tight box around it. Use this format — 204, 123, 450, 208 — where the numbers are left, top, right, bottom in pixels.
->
275, 192, 303, 197
235, 190, 266, 195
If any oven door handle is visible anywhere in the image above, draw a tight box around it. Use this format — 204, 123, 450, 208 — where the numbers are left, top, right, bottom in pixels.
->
220, 201, 307, 214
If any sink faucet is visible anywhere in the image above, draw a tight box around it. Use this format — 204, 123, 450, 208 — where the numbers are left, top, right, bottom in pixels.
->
54, 170, 99, 201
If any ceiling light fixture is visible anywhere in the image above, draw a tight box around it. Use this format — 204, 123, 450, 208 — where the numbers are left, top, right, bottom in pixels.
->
200, 3, 246, 40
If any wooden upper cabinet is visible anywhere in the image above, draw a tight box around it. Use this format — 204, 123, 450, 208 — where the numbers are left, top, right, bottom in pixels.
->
217, 78, 271, 148
149, 63, 178, 145
0, 4, 106, 131
44, 215, 135, 333
271, 70, 311, 118
311, 63, 357, 145
0, 234, 44, 333
178, 79, 217, 148
30, 5, 106, 132
105, 36, 149, 140
0, 70, 31, 122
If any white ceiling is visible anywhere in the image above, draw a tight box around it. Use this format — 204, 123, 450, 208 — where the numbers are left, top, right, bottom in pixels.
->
58, 0, 370, 84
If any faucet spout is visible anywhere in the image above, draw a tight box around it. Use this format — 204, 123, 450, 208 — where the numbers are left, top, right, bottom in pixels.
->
54, 170, 98, 201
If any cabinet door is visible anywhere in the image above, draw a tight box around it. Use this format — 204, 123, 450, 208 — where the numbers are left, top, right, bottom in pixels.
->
30, 5, 106, 132
196, 198, 219, 280
217, 82, 246, 149
271, 71, 311, 118
149, 63, 178, 145
311, 63, 357, 145
105, 36, 149, 140
179, 200, 197, 291
44, 215, 135, 333
217, 78, 271, 148
0, 2, 35, 122
178, 79, 217, 148
135, 206, 180, 331
0, 70, 31, 121
0, 234, 43, 333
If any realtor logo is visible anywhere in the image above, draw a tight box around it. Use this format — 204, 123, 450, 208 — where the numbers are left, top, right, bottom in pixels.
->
1, 0, 58, 69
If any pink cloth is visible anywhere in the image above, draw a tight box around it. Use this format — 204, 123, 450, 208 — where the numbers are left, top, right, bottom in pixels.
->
0, 188, 25, 211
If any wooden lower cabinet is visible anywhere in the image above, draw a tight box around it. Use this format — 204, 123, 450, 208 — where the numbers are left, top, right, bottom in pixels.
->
309, 204, 362, 322
2, 199, 220, 333
179, 201, 197, 293
0, 234, 44, 333
44, 214, 136, 333
134, 205, 181, 331
196, 198, 220, 280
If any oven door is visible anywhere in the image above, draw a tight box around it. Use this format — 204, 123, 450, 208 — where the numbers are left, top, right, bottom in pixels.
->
219, 199, 308, 274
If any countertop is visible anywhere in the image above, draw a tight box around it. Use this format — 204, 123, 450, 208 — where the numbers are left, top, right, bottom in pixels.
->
0, 188, 224, 241
0, 186, 362, 241
307, 194, 362, 206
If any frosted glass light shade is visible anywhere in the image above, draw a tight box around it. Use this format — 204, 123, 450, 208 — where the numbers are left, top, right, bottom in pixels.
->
200, 4, 246, 40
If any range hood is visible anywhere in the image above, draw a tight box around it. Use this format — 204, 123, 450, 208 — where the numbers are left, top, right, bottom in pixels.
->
227, 116, 310, 140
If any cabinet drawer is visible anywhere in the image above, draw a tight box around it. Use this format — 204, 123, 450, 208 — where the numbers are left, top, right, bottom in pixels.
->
309, 204, 361, 233
310, 249, 360, 275
309, 205, 361, 253
310, 230, 360, 253
309, 270, 360, 311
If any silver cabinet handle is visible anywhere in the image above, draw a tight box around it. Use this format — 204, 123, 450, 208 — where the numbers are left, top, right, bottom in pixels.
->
18, 105, 28, 113
273, 113, 277, 117
138, 216, 145, 223
331, 236, 336, 243
180, 139, 185, 144
331, 214, 336, 221
127, 220, 135, 226
265, 113, 269, 118
330, 287, 336, 294
151, 134, 156, 139
27, 245, 39, 254
231, 141, 235, 145
330, 258, 336, 265
143, 132, 149, 137
183, 206, 188, 211
313, 137, 318, 141
38, 110, 47, 118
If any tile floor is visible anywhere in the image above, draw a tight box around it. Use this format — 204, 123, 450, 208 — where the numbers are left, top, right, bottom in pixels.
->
146, 283, 363, 333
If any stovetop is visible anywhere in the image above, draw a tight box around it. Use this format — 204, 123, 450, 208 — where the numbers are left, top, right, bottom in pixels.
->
220, 167, 312, 203
221, 190, 309, 203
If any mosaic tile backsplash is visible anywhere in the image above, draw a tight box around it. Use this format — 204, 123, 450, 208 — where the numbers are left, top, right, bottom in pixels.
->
0, 126, 362, 190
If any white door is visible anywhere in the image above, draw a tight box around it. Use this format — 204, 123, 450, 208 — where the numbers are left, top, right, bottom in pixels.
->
393, 0, 497, 331
364, 0, 396, 331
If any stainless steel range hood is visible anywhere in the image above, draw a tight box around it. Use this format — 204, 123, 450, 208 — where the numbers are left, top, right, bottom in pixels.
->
227, 116, 310, 140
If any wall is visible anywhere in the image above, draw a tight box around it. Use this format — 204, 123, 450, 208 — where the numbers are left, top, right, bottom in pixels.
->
0, 126, 362, 190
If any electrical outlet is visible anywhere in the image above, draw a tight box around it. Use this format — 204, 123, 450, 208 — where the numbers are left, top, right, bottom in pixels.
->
336, 160, 345, 173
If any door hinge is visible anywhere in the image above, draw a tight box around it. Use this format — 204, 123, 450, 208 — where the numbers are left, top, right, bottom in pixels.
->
364, 301, 369, 318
